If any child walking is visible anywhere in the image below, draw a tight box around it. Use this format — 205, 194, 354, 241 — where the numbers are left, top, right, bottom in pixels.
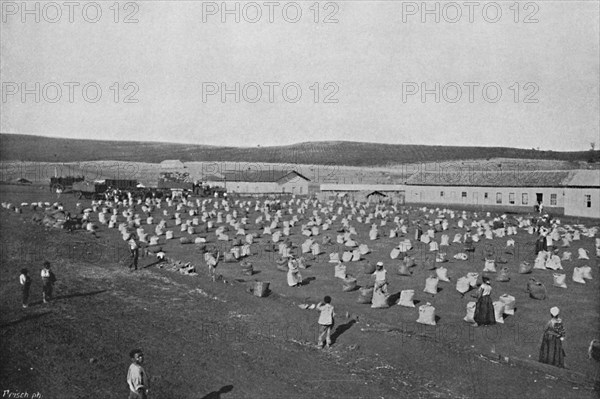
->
128, 237, 140, 271
316, 296, 335, 349
19, 268, 31, 308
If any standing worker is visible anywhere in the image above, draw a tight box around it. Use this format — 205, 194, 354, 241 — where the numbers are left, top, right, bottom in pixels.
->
373, 262, 387, 284
127, 349, 149, 398
40, 261, 56, 304
415, 222, 423, 241
535, 229, 548, 255
472, 277, 496, 327
539, 307, 566, 368
286, 256, 303, 287
19, 268, 31, 308
128, 236, 140, 271
316, 296, 335, 349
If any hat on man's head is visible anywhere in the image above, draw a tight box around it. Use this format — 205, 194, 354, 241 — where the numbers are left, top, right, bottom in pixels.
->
550, 307, 560, 317
376, 261, 384, 268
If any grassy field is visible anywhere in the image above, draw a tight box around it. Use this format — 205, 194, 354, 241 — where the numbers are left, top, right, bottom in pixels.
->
2, 133, 599, 166
1, 184, 599, 398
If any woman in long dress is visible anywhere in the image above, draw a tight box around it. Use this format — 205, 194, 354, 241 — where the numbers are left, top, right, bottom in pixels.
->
463, 230, 475, 252
539, 307, 566, 368
287, 257, 302, 287
535, 231, 548, 255
415, 223, 423, 241
473, 277, 496, 326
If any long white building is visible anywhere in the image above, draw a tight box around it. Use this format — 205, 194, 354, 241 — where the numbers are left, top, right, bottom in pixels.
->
319, 169, 600, 219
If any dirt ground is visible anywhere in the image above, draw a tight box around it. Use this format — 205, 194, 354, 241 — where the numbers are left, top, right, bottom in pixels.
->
1, 184, 599, 399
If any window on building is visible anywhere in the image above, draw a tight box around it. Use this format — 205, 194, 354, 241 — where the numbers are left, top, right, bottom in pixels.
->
509, 193, 515, 204
522, 193, 528, 205
550, 193, 557, 206
484, 192, 489, 199
585, 194, 592, 208
440, 191, 444, 197
496, 192, 502, 204
461, 192, 467, 198
299, 186, 303, 194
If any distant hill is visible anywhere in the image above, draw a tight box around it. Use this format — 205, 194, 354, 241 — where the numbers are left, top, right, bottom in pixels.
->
1, 134, 598, 166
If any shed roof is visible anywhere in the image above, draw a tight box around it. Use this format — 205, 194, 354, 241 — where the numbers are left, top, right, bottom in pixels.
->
563, 169, 600, 187
367, 190, 388, 197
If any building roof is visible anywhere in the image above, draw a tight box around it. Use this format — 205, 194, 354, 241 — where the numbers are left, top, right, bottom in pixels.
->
206, 170, 310, 183
405, 170, 574, 187
321, 184, 405, 191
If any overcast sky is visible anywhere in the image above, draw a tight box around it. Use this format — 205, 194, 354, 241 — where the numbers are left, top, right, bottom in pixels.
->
1, 1, 598, 151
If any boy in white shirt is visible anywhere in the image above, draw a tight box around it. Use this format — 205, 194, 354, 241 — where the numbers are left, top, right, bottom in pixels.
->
128, 237, 140, 271
316, 296, 335, 349
40, 261, 56, 303
373, 262, 387, 284
127, 349, 149, 398
19, 268, 31, 308
156, 248, 166, 262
